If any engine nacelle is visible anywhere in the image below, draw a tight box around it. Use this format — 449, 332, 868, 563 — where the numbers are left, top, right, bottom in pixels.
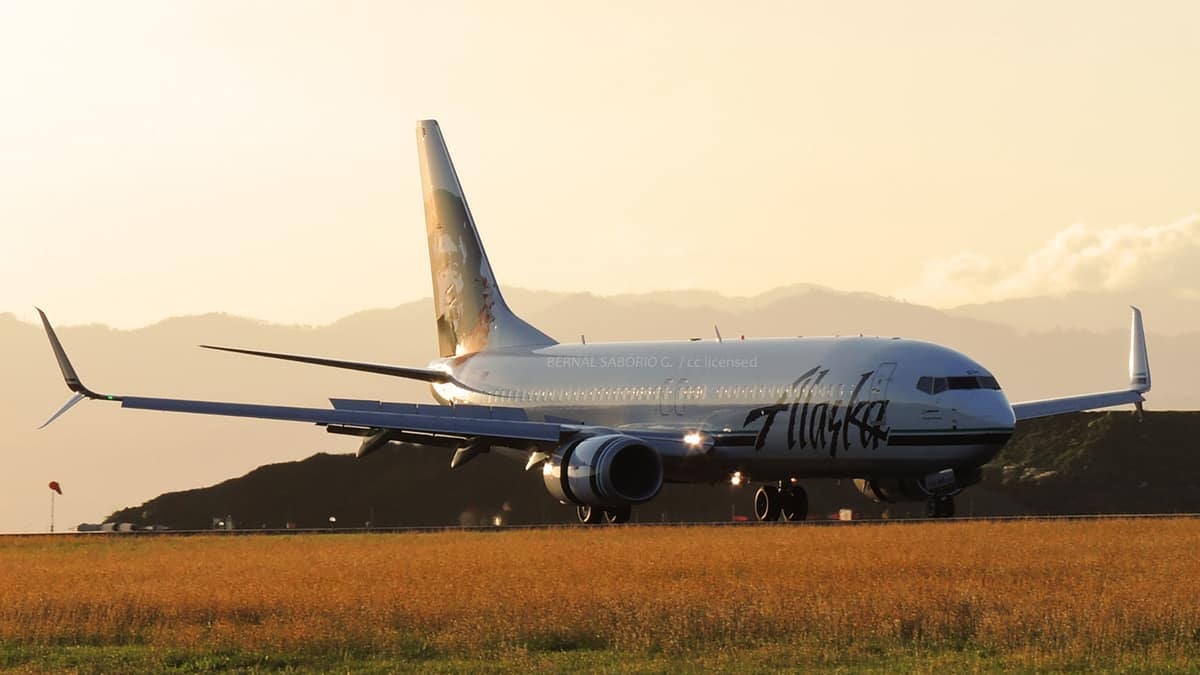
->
542, 434, 663, 507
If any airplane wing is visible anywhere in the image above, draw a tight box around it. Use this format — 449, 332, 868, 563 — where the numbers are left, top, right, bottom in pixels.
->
35, 309, 564, 456
35, 310, 710, 466
1010, 307, 1151, 421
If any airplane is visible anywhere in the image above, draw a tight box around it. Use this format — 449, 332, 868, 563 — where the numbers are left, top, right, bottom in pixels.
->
37, 120, 1152, 524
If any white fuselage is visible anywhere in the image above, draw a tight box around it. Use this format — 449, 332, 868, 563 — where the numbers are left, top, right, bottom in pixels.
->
433, 336, 1016, 483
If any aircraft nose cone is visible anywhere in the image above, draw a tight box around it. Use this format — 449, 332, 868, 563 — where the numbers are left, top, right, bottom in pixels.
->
959, 391, 1016, 430
963, 394, 1016, 466
988, 395, 1017, 430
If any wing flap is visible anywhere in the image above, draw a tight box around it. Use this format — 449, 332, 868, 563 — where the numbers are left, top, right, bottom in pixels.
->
328, 398, 530, 421
119, 396, 563, 442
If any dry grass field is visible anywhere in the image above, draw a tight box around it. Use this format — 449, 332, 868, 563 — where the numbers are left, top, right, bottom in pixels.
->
1, 519, 1199, 672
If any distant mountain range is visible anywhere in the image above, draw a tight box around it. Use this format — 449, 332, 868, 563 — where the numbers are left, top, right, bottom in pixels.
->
2, 284, 1195, 533
950, 291, 1200, 336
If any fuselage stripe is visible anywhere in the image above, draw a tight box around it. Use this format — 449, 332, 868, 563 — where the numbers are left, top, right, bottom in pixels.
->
887, 432, 1012, 447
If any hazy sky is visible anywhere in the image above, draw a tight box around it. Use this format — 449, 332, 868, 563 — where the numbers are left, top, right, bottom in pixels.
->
2, 1, 1198, 328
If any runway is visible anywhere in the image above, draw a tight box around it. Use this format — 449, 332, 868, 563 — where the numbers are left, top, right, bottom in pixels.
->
5, 511, 1199, 537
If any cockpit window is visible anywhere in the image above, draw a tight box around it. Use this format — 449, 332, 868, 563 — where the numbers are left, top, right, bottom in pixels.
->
978, 376, 1001, 390
916, 377, 948, 394
947, 376, 980, 390
917, 375, 1000, 394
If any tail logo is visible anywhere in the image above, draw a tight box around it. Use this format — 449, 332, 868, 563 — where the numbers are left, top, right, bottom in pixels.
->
427, 187, 498, 356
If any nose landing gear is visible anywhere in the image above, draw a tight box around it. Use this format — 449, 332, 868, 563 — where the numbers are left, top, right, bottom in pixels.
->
754, 482, 808, 522
926, 495, 955, 518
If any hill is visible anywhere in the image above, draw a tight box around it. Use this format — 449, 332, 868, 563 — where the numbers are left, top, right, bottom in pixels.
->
103, 412, 1200, 528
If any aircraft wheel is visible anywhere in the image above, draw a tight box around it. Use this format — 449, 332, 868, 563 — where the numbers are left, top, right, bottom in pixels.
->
603, 506, 631, 524
577, 505, 604, 524
781, 485, 809, 522
754, 486, 782, 522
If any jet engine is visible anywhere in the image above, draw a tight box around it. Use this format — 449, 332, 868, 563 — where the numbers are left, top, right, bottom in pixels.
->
542, 434, 663, 507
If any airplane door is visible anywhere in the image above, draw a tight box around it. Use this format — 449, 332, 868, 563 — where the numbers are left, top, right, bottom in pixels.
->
674, 378, 689, 415
869, 362, 897, 401
658, 378, 674, 416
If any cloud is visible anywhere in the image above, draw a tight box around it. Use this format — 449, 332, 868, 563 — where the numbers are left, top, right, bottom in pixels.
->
901, 215, 1200, 307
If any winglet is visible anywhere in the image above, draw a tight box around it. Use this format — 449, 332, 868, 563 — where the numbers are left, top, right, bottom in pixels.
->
39, 392, 86, 430
1129, 306, 1151, 393
36, 308, 90, 395
35, 308, 119, 428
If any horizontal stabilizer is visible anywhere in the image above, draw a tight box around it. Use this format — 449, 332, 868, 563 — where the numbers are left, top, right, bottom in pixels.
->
199, 345, 506, 396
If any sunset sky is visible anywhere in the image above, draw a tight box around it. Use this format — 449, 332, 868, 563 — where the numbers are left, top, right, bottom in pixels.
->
2, 1, 1198, 328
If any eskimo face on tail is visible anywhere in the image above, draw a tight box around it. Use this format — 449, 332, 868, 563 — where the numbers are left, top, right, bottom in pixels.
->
416, 120, 557, 357
426, 187, 497, 356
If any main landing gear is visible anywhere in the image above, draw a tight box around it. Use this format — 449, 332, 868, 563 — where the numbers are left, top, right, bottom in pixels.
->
753, 483, 809, 522
926, 495, 955, 518
576, 505, 632, 524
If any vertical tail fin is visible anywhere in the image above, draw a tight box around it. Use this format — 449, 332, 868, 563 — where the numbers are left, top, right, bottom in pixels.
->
416, 120, 556, 357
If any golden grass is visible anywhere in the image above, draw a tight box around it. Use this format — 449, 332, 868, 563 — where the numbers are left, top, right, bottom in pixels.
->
1, 520, 1198, 666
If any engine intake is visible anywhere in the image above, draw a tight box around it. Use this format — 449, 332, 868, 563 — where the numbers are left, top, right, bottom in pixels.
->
543, 434, 663, 507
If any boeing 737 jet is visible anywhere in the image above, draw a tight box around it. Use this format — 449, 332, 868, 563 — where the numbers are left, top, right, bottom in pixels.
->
38, 120, 1152, 523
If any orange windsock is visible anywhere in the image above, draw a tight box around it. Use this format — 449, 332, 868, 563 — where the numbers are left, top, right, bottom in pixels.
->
48, 481, 62, 495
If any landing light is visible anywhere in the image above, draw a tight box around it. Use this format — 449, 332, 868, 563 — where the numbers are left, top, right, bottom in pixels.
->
730, 471, 744, 487
683, 432, 703, 447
